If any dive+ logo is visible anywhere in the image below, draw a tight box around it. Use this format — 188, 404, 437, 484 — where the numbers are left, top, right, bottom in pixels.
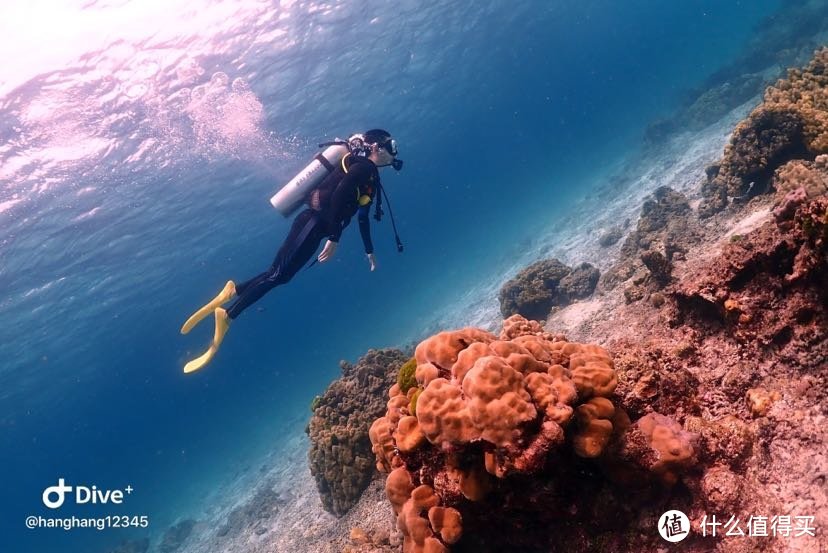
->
42, 479, 133, 509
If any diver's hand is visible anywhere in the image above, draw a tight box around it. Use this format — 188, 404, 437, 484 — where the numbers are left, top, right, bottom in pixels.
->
318, 240, 338, 263
367, 253, 377, 272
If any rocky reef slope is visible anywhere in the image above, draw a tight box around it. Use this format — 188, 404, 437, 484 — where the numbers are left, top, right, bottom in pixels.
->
333, 48, 827, 553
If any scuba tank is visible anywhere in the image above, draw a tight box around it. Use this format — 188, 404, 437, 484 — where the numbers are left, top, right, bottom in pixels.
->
269, 140, 351, 216
272, 133, 405, 253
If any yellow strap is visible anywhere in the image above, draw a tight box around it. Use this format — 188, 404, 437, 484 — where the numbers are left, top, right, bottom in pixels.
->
341, 153, 371, 205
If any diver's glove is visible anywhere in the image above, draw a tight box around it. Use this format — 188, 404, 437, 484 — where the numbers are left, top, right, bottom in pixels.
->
367, 253, 377, 272
318, 240, 338, 263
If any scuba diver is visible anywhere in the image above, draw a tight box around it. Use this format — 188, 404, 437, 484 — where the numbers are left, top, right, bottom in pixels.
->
180, 129, 404, 373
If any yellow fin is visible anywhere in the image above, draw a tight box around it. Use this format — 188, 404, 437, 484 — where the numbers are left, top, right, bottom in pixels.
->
180, 281, 236, 335
183, 346, 217, 374
212, 308, 230, 346
183, 308, 231, 374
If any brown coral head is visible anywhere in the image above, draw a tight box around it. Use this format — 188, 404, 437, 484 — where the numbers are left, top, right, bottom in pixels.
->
723, 299, 741, 312
572, 397, 616, 458
415, 362, 441, 388
399, 500, 433, 546
415, 329, 496, 370
411, 484, 440, 510
394, 415, 427, 453
570, 359, 618, 399
525, 371, 576, 426
369, 416, 396, 473
451, 342, 494, 383
416, 378, 476, 445
500, 314, 546, 339
462, 356, 538, 447
385, 467, 414, 514
428, 506, 463, 545
636, 412, 698, 485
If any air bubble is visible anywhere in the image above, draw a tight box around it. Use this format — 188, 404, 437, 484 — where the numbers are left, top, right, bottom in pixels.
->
210, 72, 229, 88
232, 78, 250, 93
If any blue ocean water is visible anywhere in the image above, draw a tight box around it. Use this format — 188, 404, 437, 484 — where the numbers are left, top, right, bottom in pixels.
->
0, 1, 785, 551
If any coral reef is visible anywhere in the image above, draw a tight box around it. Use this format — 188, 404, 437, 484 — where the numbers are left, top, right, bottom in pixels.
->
361, 116, 826, 551
602, 186, 702, 297
498, 259, 571, 320
368, 317, 703, 552
773, 157, 828, 198
700, 47, 828, 216
767, 51, 828, 153
546, 195, 826, 551
559, 262, 601, 301
328, 48, 828, 553
499, 259, 599, 320
308, 348, 410, 516
600, 96, 825, 549
670, 198, 827, 362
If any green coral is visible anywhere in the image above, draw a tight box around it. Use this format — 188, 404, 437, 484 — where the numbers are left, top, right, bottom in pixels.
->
397, 357, 418, 393
310, 395, 322, 412
409, 388, 423, 416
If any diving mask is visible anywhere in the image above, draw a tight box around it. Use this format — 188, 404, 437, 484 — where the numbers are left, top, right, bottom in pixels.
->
381, 138, 403, 171
381, 138, 398, 156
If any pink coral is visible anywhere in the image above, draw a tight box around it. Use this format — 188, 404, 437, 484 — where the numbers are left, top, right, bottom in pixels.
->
370, 315, 621, 471
369, 316, 703, 552
462, 356, 538, 447
415, 378, 475, 445
415, 329, 496, 370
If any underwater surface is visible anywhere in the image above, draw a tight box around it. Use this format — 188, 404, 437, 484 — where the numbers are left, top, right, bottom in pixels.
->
2, 0, 815, 551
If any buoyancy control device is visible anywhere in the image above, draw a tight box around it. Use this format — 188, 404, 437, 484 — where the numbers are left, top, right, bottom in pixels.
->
270, 134, 404, 252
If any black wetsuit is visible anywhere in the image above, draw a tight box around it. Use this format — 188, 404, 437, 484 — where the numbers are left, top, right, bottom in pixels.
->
226, 154, 380, 319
